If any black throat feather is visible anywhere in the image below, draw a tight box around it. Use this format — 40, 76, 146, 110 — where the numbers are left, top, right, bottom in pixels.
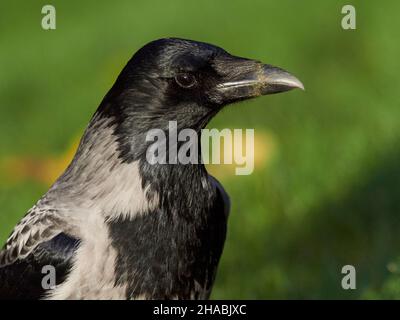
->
94, 95, 226, 299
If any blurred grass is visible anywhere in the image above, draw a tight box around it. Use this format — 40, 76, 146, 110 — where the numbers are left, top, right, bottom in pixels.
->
1, 0, 400, 299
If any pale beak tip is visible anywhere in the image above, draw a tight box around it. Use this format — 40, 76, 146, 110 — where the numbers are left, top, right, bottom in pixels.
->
285, 77, 305, 91
296, 80, 305, 91
261, 65, 305, 94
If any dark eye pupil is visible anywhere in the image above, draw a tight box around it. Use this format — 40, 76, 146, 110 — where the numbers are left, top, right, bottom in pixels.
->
175, 73, 196, 88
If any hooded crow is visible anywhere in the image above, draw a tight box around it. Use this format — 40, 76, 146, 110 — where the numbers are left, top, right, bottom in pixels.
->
0, 38, 303, 300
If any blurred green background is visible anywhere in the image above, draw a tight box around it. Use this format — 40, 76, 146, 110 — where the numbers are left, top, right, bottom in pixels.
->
1, 0, 400, 299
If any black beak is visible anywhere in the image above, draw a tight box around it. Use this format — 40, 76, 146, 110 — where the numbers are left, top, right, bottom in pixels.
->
215, 62, 304, 102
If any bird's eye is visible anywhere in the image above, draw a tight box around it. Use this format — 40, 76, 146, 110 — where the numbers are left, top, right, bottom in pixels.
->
175, 73, 196, 88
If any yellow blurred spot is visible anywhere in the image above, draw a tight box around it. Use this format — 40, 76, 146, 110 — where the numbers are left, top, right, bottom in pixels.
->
0, 137, 80, 186
206, 130, 277, 179
387, 262, 399, 274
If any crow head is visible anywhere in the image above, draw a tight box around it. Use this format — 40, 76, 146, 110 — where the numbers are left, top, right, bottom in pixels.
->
95, 38, 303, 162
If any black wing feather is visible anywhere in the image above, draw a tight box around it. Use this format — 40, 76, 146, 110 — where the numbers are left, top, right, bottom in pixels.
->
0, 233, 80, 300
